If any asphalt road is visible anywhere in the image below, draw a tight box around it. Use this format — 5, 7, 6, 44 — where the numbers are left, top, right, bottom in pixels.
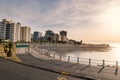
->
0, 58, 82, 80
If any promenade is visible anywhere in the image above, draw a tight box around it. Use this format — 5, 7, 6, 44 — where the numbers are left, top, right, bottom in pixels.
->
0, 57, 83, 80
17, 47, 120, 80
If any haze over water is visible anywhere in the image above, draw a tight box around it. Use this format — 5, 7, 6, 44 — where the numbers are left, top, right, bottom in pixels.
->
55, 42, 120, 65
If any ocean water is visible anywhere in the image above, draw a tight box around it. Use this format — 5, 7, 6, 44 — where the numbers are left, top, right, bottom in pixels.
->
55, 43, 120, 65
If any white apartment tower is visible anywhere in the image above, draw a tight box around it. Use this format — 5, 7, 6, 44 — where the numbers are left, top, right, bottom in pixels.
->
14, 23, 21, 42
0, 19, 31, 42
0, 19, 21, 42
0, 22, 6, 39
20, 26, 31, 42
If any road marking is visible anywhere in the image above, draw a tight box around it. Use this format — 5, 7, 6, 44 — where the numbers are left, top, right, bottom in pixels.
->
61, 71, 70, 75
57, 77, 67, 80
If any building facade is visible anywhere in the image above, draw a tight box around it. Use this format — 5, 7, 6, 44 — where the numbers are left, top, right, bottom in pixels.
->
0, 19, 31, 42
60, 30, 67, 41
45, 30, 53, 38
0, 22, 6, 39
0, 19, 21, 42
15, 23, 21, 42
44, 30, 53, 41
44, 30, 60, 42
52, 33, 59, 41
33, 31, 42, 40
20, 26, 31, 42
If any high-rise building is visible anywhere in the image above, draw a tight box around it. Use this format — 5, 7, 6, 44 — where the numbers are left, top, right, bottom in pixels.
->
31, 34, 34, 40
0, 19, 21, 42
55, 34, 59, 41
52, 33, 59, 41
0, 19, 32, 42
60, 30, 67, 41
45, 30, 53, 37
44, 30, 60, 42
33, 31, 42, 40
20, 26, 31, 42
0, 22, 6, 39
15, 23, 21, 42
44, 30, 53, 41
2, 19, 12, 23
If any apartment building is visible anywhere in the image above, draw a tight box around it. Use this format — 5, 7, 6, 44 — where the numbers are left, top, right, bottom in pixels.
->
20, 26, 31, 42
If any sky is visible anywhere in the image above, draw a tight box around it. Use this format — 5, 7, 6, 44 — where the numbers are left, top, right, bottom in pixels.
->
0, 0, 120, 42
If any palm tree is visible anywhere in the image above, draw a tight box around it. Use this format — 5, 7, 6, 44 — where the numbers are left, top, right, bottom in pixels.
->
3, 44, 8, 53
7, 41, 14, 57
0, 39, 2, 44
47, 36, 52, 43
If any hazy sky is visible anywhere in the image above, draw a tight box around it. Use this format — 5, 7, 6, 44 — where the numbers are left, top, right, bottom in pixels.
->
0, 0, 120, 42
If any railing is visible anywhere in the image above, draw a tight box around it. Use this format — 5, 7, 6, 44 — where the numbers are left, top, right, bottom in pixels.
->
49, 53, 119, 68
30, 47, 119, 69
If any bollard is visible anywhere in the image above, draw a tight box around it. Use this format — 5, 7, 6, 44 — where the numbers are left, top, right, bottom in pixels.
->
103, 60, 105, 67
89, 58, 91, 66
116, 61, 118, 68
27, 47, 29, 53
60, 55, 62, 61
68, 56, 70, 63
53, 54, 55, 59
77, 57, 79, 64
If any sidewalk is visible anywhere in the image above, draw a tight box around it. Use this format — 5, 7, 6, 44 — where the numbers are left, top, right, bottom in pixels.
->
17, 51, 120, 80
0, 57, 82, 80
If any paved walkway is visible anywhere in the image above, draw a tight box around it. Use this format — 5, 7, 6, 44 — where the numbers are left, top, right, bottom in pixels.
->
0, 57, 82, 80
17, 48, 120, 80
17, 52, 120, 80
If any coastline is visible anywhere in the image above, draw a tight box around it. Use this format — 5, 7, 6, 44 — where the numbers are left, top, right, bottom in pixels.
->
29, 43, 111, 65
14, 43, 120, 80
18, 49, 120, 80
38, 43, 110, 54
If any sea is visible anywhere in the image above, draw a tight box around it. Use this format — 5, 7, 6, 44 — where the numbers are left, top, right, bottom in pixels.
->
54, 42, 120, 65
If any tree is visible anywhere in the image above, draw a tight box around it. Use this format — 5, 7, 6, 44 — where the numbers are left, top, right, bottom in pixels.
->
40, 39, 43, 45
4, 41, 14, 57
3, 44, 8, 53
80, 40, 83, 45
0, 39, 2, 44
47, 36, 52, 43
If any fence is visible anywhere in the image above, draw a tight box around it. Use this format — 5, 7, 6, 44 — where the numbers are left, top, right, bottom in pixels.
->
31, 47, 120, 69
49, 53, 120, 68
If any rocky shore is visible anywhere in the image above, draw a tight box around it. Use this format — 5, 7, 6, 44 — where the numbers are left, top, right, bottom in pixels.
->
38, 43, 110, 54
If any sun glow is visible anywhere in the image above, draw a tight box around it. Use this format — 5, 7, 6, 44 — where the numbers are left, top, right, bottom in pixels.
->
102, 7, 120, 29
94, 6, 120, 41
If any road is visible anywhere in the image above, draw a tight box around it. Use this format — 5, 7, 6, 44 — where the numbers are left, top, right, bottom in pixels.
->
0, 57, 83, 80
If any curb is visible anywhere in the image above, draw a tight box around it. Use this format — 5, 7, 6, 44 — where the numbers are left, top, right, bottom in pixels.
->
4, 55, 98, 80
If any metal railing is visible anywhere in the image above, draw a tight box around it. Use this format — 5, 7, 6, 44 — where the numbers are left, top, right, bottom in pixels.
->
49, 53, 119, 68
30, 47, 119, 69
